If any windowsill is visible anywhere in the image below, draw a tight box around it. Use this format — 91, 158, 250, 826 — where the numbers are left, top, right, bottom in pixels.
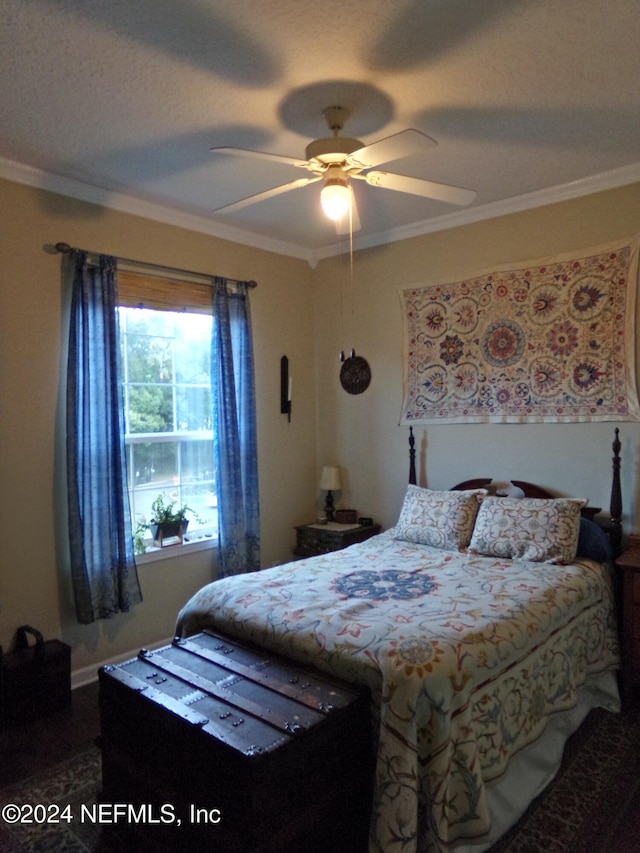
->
136, 535, 217, 565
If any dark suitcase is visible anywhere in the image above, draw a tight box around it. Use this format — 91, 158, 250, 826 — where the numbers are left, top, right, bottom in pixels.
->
99, 630, 373, 853
2, 626, 71, 727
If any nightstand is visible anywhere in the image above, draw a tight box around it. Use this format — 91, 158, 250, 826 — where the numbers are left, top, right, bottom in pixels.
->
294, 522, 381, 558
616, 533, 640, 705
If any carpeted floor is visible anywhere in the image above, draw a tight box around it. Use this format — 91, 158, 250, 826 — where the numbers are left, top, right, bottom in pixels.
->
0, 681, 128, 853
491, 704, 640, 852
0, 682, 639, 852
0, 747, 110, 852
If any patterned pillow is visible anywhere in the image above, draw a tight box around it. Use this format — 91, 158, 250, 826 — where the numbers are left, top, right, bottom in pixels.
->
394, 485, 487, 550
469, 497, 584, 563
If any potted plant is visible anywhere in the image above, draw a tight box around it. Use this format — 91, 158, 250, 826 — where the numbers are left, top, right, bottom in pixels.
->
133, 520, 149, 556
145, 494, 196, 548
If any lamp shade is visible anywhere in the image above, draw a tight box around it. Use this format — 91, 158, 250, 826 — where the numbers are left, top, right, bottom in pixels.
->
320, 166, 351, 221
319, 465, 341, 491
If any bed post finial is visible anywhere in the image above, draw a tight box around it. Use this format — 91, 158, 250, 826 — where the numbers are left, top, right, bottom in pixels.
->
409, 427, 417, 485
610, 427, 622, 556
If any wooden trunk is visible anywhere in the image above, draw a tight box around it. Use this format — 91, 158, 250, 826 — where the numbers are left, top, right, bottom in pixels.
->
99, 630, 373, 853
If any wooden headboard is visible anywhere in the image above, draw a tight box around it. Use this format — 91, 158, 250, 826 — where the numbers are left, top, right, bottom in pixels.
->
407, 426, 623, 556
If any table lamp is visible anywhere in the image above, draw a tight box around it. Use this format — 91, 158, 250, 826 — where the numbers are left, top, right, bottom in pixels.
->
319, 466, 341, 522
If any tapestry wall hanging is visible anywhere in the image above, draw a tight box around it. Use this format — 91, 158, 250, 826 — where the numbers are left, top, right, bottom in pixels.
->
399, 237, 640, 424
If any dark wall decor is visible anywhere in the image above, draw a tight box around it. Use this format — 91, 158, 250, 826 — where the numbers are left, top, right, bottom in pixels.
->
340, 350, 371, 395
280, 355, 291, 421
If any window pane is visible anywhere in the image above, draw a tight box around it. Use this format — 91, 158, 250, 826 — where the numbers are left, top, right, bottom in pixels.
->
174, 314, 212, 383
176, 386, 211, 431
129, 441, 216, 535
128, 386, 174, 433
130, 441, 178, 494
125, 308, 175, 338
180, 439, 214, 484
124, 310, 174, 384
180, 440, 216, 533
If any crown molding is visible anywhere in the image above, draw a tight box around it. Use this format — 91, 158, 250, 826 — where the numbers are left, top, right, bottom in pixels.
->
0, 157, 311, 263
316, 161, 640, 261
2, 155, 639, 268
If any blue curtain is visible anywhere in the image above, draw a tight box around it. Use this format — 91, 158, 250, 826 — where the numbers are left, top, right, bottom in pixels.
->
66, 250, 142, 624
211, 278, 260, 575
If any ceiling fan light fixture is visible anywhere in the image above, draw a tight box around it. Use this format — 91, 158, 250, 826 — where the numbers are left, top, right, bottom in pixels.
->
320, 170, 351, 221
211, 107, 475, 225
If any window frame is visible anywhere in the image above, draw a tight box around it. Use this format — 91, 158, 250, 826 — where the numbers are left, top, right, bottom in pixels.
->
117, 270, 218, 560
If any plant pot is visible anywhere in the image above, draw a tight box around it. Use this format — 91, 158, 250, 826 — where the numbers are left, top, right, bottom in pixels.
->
151, 519, 189, 548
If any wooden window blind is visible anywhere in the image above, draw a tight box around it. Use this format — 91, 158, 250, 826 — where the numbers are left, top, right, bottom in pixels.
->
117, 270, 214, 315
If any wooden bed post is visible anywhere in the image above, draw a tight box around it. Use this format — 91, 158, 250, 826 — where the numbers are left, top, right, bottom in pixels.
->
611, 427, 622, 556
408, 427, 417, 485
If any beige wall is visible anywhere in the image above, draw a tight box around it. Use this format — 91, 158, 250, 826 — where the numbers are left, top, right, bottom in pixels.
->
313, 182, 640, 534
2, 176, 640, 681
0, 177, 316, 678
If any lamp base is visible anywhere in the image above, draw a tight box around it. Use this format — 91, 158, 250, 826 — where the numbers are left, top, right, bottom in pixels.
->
324, 490, 336, 522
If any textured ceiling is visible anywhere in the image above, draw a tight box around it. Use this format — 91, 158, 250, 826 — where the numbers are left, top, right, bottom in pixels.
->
2, 0, 640, 261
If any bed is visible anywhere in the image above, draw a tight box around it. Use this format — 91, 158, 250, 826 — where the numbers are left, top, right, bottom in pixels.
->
176, 429, 623, 853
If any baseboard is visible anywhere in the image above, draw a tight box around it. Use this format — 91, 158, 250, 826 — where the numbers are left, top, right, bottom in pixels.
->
71, 636, 174, 690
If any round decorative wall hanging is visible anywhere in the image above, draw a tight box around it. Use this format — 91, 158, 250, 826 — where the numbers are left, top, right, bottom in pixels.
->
340, 353, 371, 395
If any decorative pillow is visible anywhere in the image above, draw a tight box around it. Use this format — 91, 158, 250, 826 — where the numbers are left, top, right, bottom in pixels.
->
469, 496, 584, 563
394, 485, 487, 550
577, 517, 613, 563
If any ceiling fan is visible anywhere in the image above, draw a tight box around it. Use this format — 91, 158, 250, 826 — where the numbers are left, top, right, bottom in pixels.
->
210, 106, 476, 233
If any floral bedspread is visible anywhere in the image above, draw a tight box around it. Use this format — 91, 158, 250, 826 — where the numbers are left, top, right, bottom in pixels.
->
176, 530, 619, 853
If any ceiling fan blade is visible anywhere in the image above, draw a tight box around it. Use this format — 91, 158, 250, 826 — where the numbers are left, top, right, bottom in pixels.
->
347, 129, 437, 170
361, 170, 476, 206
210, 146, 309, 169
334, 188, 361, 234
213, 175, 322, 214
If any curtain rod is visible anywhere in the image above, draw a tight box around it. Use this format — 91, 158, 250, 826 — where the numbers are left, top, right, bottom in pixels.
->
53, 242, 257, 289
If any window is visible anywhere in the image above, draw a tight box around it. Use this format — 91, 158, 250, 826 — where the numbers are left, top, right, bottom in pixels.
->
118, 272, 218, 552
66, 250, 259, 622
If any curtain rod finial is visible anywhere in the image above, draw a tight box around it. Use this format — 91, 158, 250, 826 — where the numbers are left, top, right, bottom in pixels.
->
55, 242, 73, 254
